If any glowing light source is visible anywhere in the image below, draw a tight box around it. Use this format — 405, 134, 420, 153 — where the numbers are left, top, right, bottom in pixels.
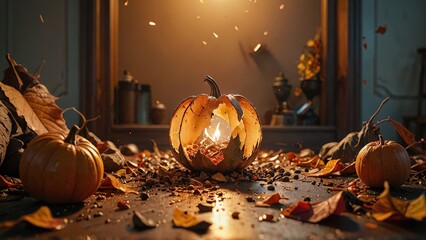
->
280, 3, 285, 10
124, 0, 129, 6
149, 21, 156, 26
253, 43, 262, 52
213, 32, 219, 38
234, 26, 239, 31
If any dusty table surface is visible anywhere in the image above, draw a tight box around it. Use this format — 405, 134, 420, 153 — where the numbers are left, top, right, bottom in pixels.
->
1, 147, 425, 239
1, 177, 425, 239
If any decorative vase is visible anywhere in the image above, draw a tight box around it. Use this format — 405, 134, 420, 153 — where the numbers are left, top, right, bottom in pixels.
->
297, 78, 321, 125
270, 72, 296, 125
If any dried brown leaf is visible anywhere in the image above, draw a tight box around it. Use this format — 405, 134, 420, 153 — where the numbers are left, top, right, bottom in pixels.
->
172, 208, 212, 232
100, 173, 138, 194
305, 159, 343, 177
255, 193, 287, 207
282, 191, 346, 223
0, 82, 48, 135
372, 182, 426, 221
23, 84, 68, 133
0, 175, 21, 189
388, 118, 415, 146
0, 206, 67, 230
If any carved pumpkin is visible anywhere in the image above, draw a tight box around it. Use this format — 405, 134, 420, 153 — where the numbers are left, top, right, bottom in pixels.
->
19, 126, 104, 204
169, 76, 262, 173
355, 135, 411, 187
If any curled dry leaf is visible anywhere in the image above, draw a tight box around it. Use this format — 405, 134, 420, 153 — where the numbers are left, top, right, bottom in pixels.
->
282, 191, 346, 223
99, 173, 138, 194
0, 175, 21, 189
255, 193, 287, 207
304, 159, 343, 177
372, 182, 426, 221
172, 208, 212, 232
0, 206, 67, 230
23, 84, 68, 133
0, 82, 48, 135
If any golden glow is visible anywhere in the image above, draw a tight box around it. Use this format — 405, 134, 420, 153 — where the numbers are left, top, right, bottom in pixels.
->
149, 21, 156, 26
200, 115, 231, 145
253, 43, 262, 52
213, 32, 219, 38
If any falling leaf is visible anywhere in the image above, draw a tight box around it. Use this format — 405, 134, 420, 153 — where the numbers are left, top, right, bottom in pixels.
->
255, 193, 287, 207
133, 211, 156, 230
305, 159, 342, 177
0, 175, 21, 189
372, 182, 426, 221
388, 118, 415, 146
39, 14, 45, 24
375, 24, 387, 34
172, 208, 212, 232
0, 206, 67, 230
282, 191, 346, 223
100, 173, 138, 194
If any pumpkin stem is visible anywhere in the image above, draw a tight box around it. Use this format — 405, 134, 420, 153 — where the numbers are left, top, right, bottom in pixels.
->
65, 125, 80, 145
204, 75, 221, 98
378, 134, 385, 145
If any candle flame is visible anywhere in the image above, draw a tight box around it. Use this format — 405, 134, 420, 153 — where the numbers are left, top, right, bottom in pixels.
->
204, 123, 221, 143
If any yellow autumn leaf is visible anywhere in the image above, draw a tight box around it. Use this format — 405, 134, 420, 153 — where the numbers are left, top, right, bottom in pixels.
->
372, 182, 426, 221
173, 208, 200, 228
305, 159, 342, 177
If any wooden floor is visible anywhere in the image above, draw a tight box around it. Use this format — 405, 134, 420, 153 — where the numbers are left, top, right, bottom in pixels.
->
1, 175, 424, 239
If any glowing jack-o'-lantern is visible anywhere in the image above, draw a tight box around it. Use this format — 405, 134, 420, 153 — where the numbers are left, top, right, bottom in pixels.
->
169, 76, 262, 173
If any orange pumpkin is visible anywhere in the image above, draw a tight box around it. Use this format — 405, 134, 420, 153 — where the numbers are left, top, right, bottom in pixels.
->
19, 126, 104, 204
355, 135, 411, 187
169, 76, 262, 173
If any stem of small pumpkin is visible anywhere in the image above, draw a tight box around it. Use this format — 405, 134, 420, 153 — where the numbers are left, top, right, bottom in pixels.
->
204, 75, 221, 98
64, 125, 79, 145
378, 134, 385, 145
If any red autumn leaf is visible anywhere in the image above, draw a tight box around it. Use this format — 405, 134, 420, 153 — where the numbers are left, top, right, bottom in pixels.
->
282, 191, 347, 223
0, 175, 21, 189
304, 159, 343, 177
100, 173, 138, 194
375, 24, 387, 34
255, 193, 288, 207
0, 206, 67, 230
388, 118, 415, 146
23, 84, 68, 133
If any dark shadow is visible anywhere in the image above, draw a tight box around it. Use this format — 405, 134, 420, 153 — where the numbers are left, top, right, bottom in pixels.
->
319, 214, 361, 232
248, 45, 282, 82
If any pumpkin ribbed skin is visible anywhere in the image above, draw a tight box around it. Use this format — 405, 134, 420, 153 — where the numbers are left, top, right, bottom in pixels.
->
355, 136, 411, 188
19, 128, 104, 204
169, 76, 262, 173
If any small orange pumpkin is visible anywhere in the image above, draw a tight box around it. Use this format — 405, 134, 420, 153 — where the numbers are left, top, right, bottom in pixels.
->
19, 126, 104, 204
169, 76, 262, 173
355, 135, 411, 187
